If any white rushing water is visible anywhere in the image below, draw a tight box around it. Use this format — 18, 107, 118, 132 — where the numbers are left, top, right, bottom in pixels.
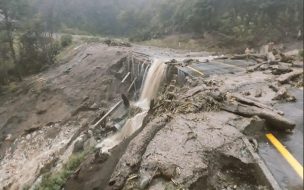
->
96, 59, 167, 153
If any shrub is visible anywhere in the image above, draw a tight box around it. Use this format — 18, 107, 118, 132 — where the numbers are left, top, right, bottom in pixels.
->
19, 32, 60, 74
80, 37, 102, 43
0, 60, 15, 85
60, 35, 73, 48
299, 49, 304, 58
35, 152, 86, 190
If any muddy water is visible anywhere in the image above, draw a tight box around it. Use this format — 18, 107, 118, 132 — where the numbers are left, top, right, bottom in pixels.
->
140, 59, 168, 101
96, 59, 167, 153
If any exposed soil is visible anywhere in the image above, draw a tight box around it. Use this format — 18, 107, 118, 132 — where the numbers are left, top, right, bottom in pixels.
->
0, 40, 302, 190
0, 43, 131, 189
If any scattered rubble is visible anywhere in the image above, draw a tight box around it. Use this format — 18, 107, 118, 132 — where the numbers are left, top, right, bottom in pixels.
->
272, 87, 296, 102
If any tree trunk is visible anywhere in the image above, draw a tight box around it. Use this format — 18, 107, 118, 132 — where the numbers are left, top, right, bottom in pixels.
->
222, 102, 295, 130
276, 70, 303, 84
108, 116, 169, 189
3, 9, 22, 81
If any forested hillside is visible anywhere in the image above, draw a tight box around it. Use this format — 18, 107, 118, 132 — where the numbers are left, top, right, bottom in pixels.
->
50, 0, 303, 42
1, 0, 303, 85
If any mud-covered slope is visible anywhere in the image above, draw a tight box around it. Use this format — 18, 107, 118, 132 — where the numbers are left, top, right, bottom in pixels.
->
0, 44, 131, 189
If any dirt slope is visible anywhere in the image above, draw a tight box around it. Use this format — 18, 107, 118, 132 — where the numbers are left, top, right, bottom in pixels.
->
0, 43, 130, 189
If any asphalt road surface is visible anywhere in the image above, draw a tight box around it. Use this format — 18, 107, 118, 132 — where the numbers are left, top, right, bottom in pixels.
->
179, 59, 303, 190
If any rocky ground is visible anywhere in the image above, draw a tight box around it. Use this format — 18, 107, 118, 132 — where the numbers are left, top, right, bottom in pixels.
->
0, 40, 303, 190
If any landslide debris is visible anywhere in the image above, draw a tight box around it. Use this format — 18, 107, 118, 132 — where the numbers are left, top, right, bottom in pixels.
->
101, 48, 301, 190
0, 44, 131, 189
1, 43, 302, 190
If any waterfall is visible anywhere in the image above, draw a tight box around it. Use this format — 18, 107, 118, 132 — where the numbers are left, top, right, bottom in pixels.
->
140, 61, 145, 75
96, 59, 167, 153
139, 59, 168, 102
139, 64, 150, 96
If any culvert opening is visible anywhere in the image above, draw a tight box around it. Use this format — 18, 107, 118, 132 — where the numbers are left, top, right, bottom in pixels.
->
97, 54, 169, 152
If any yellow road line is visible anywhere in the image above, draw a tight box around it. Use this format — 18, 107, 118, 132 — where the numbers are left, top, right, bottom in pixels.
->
186, 66, 204, 76
266, 133, 303, 179
211, 60, 244, 69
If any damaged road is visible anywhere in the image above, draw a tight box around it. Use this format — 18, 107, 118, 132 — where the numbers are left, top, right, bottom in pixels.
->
0, 42, 303, 190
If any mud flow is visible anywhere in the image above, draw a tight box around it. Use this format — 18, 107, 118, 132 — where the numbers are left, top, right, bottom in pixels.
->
0, 43, 303, 190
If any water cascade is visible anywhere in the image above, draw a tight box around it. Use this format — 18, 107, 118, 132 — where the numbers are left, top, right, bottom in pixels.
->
96, 59, 167, 153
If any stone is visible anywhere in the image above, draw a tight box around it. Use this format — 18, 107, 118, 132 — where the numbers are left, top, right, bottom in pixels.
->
36, 109, 47, 115
63, 67, 72, 74
160, 164, 177, 180
90, 103, 98, 109
243, 91, 251, 96
260, 64, 269, 71
286, 96, 296, 102
254, 89, 262, 97
139, 175, 151, 190
73, 136, 85, 153
94, 150, 111, 163
88, 130, 93, 136
167, 84, 175, 92
243, 116, 266, 135
26, 134, 31, 140
271, 65, 292, 75
5, 134, 12, 141
272, 87, 296, 102
267, 52, 276, 62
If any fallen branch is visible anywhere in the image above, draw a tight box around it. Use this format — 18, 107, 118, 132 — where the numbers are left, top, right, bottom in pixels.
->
91, 101, 122, 129
269, 83, 280, 92
230, 54, 267, 61
121, 72, 131, 83
270, 64, 292, 75
108, 116, 170, 189
181, 85, 207, 99
127, 77, 137, 92
222, 102, 295, 130
230, 93, 278, 112
276, 70, 303, 84
214, 56, 229, 60
246, 62, 267, 72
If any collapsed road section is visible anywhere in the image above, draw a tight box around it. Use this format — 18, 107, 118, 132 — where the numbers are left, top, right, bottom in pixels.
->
0, 43, 303, 190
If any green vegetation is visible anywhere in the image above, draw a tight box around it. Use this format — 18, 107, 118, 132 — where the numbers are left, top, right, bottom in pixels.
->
1, 0, 303, 86
299, 49, 304, 58
41, 0, 302, 45
80, 36, 103, 43
60, 34, 73, 48
0, 0, 62, 85
34, 152, 87, 190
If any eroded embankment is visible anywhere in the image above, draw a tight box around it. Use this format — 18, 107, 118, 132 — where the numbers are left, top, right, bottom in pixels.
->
0, 44, 134, 189
64, 50, 302, 190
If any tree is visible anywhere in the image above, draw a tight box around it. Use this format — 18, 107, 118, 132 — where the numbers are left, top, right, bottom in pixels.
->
0, 0, 28, 80
0, 0, 60, 85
